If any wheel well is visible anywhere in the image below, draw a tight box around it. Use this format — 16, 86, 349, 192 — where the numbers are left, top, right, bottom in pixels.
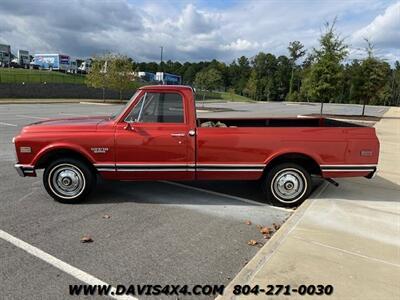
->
264, 153, 321, 176
35, 149, 96, 173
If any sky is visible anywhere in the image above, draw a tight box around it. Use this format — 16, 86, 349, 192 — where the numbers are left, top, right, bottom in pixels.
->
0, 0, 399, 64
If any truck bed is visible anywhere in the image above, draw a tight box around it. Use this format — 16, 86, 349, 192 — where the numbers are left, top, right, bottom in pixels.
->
198, 117, 363, 128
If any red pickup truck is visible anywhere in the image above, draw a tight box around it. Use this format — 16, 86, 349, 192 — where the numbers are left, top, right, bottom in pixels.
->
13, 85, 379, 207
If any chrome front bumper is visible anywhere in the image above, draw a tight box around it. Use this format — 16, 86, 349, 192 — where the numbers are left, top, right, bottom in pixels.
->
14, 164, 36, 177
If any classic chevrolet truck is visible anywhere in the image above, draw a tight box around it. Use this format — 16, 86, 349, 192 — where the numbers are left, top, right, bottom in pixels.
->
13, 85, 379, 207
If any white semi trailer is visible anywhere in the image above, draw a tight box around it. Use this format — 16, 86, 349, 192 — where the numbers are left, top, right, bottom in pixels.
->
0, 44, 11, 67
17, 50, 30, 68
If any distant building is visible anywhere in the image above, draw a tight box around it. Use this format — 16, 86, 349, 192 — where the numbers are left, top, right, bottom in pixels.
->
155, 72, 182, 85
0, 44, 11, 67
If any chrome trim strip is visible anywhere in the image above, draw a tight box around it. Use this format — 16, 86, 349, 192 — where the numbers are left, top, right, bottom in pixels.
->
93, 164, 115, 167
96, 168, 116, 172
117, 168, 194, 172
197, 168, 263, 172
14, 163, 35, 169
320, 164, 377, 167
97, 163, 266, 168
116, 163, 190, 167
196, 164, 265, 167
96, 166, 264, 172
322, 169, 375, 172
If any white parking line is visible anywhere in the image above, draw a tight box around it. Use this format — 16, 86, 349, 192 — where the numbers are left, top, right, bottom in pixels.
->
79, 102, 113, 106
0, 121, 17, 127
0, 229, 137, 300
16, 115, 48, 120
161, 181, 293, 212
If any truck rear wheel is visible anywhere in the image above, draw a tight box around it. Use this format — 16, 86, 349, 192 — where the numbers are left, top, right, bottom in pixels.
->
43, 158, 96, 204
262, 163, 311, 207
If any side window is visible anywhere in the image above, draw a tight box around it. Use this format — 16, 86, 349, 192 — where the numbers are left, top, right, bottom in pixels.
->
126, 92, 184, 123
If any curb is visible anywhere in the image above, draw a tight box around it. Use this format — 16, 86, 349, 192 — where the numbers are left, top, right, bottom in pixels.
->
297, 114, 377, 125
216, 181, 329, 300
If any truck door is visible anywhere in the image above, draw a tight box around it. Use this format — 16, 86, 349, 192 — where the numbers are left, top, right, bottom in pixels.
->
115, 91, 195, 180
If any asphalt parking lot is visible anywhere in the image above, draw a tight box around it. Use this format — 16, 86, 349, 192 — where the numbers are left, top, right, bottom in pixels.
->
0, 101, 388, 299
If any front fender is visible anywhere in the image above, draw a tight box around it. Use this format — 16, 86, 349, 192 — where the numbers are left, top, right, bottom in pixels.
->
32, 143, 96, 167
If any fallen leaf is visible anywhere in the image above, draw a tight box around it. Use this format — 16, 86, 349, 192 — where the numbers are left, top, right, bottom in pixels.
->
263, 234, 270, 239
273, 223, 281, 230
244, 220, 252, 225
256, 224, 263, 229
103, 214, 111, 219
247, 239, 257, 246
80, 235, 93, 243
260, 226, 270, 235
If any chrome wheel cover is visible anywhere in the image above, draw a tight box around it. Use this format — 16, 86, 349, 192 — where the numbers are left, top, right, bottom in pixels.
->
48, 164, 86, 199
271, 168, 307, 203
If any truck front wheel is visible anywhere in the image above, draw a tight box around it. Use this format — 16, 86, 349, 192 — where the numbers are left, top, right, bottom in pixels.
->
263, 163, 311, 207
43, 158, 96, 204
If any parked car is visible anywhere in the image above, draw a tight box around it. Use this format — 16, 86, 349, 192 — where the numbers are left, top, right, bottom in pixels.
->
13, 85, 379, 207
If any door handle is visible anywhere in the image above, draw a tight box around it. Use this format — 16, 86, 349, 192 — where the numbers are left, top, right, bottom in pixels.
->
170, 133, 185, 137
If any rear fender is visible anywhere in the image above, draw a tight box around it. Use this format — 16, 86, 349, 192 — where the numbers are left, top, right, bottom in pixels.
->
264, 149, 323, 167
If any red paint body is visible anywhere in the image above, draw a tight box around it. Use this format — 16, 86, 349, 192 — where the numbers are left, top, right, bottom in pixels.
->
14, 85, 379, 180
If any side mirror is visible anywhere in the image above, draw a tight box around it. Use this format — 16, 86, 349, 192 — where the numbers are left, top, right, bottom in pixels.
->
124, 123, 135, 131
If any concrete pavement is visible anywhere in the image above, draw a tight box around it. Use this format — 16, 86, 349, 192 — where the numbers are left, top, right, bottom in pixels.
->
220, 107, 400, 300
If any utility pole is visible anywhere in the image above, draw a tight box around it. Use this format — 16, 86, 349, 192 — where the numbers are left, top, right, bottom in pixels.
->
160, 46, 163, 65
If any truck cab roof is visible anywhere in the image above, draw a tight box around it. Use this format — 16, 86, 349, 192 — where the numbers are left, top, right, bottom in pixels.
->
139, 85, 193, 92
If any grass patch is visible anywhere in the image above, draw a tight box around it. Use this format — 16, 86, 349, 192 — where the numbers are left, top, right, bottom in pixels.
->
195, 90, 254, 102
217, 91, 255, 102
0, 68, 85, 84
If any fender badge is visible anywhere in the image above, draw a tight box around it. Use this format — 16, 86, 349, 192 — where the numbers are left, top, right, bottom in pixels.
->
91, 147, 109, 154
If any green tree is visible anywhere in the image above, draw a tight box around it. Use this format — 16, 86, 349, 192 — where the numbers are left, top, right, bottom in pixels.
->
251, 52, 279, 101
359, 40, 391, 115
287, 41, 306, 98
244, 69, 258, 100
107, 54, 134, 100
85, 54, 110, 101
276, 55, 292, 101
391, 61, 400, 106
301, 19, 348, 114
194, 68, 223, 92
347, 60, 364, 104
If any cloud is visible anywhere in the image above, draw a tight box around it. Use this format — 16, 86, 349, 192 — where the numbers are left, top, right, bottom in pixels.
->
178, 4, 219, 34
0, 0, 398, 64
221, 39, 260, 51
352, 1, 400, 48
0, 0, 143, 57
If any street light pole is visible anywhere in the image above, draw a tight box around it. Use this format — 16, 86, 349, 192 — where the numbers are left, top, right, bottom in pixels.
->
160, 46, 163, 65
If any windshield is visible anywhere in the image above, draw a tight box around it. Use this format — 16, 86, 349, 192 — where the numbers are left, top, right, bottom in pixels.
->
110, 90, 140, 119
